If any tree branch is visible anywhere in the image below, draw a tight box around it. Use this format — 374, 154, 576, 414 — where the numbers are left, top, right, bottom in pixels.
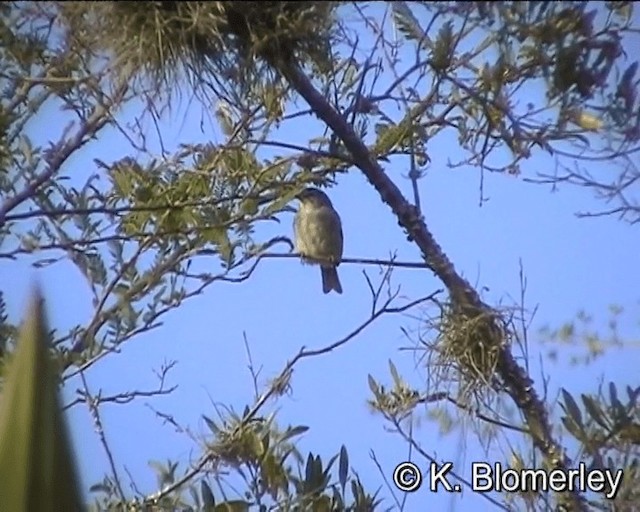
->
0, 82, 128, 228
278, 59, 589, 511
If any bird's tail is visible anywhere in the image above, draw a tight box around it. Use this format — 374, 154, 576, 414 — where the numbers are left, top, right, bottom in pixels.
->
321, 266, 342, 294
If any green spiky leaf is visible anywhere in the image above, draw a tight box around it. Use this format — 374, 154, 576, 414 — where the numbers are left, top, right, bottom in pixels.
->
0, 288, 83, 511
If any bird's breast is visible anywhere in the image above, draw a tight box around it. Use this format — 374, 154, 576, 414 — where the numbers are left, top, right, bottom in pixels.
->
294, 205, 342, 262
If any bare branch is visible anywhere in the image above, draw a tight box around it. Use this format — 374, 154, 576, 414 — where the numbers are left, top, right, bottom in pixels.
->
79, 370, 126, 501
64, 361, 177, 410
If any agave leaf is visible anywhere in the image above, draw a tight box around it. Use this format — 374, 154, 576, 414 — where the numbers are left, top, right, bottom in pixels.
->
0, 288, 83, 511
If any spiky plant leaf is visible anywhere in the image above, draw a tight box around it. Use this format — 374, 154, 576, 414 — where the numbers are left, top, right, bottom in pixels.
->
0, 288, 83, 511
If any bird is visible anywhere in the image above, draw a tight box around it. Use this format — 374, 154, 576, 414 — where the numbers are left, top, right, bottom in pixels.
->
294, 188, 344, 294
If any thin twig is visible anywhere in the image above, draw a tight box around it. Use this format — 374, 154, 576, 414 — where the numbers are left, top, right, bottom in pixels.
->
262, 253, 429, 269
64, 362, 177, 410
79, 370, 126, 501
241, 290, 442, 427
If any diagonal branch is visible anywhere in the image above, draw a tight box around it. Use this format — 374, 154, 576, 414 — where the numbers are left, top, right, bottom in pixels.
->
278, 59, 588, 511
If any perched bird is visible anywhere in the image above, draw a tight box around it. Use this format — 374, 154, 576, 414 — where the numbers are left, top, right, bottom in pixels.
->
294, 188, 344, 294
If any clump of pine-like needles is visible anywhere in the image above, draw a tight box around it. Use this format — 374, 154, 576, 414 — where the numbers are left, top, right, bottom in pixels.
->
58, 1, 336, 96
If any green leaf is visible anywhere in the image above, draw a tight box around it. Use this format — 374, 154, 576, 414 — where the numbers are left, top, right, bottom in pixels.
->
431, 21, 454, 71
201, 479, 216, 508
561, 416, 582, 440
322, 452, 339, 486
392, 2, 427, 43
627, 386, 640, 404
203, 227, 235, 266
241, 197, 259, 216
111, 167, 134, 197
609, 382, 626, 420
214, 500, 251, 512
88, 482, 111, 494
338, 445, 349, 491
203, 415, 219, 434
561, 388, 583, 428
280, 425, 309, 443
388, 359, 401, 389
373, 123, 411, 155
350, 478, 366, 504
305, 453, 317, 486
0, 288, 83, 511
261, 452, 288, 495
581, 394, 610, 430
367, 374, 378, 396
262, 190, 298, 217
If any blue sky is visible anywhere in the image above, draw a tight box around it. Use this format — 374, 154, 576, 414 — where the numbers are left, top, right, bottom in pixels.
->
1, 3, 639, 510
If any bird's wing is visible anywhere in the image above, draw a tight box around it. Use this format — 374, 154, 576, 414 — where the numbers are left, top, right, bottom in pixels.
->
293, 210, 304, 252
335, 212, 344, 260
323, 206, 343, 261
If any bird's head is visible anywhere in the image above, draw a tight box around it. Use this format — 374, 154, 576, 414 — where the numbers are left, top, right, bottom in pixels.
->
296, 188, 333, 208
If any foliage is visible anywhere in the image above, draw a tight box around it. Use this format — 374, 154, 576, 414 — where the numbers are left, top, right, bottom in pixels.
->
0, 1, 638, 510
56, 1, 337, 106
